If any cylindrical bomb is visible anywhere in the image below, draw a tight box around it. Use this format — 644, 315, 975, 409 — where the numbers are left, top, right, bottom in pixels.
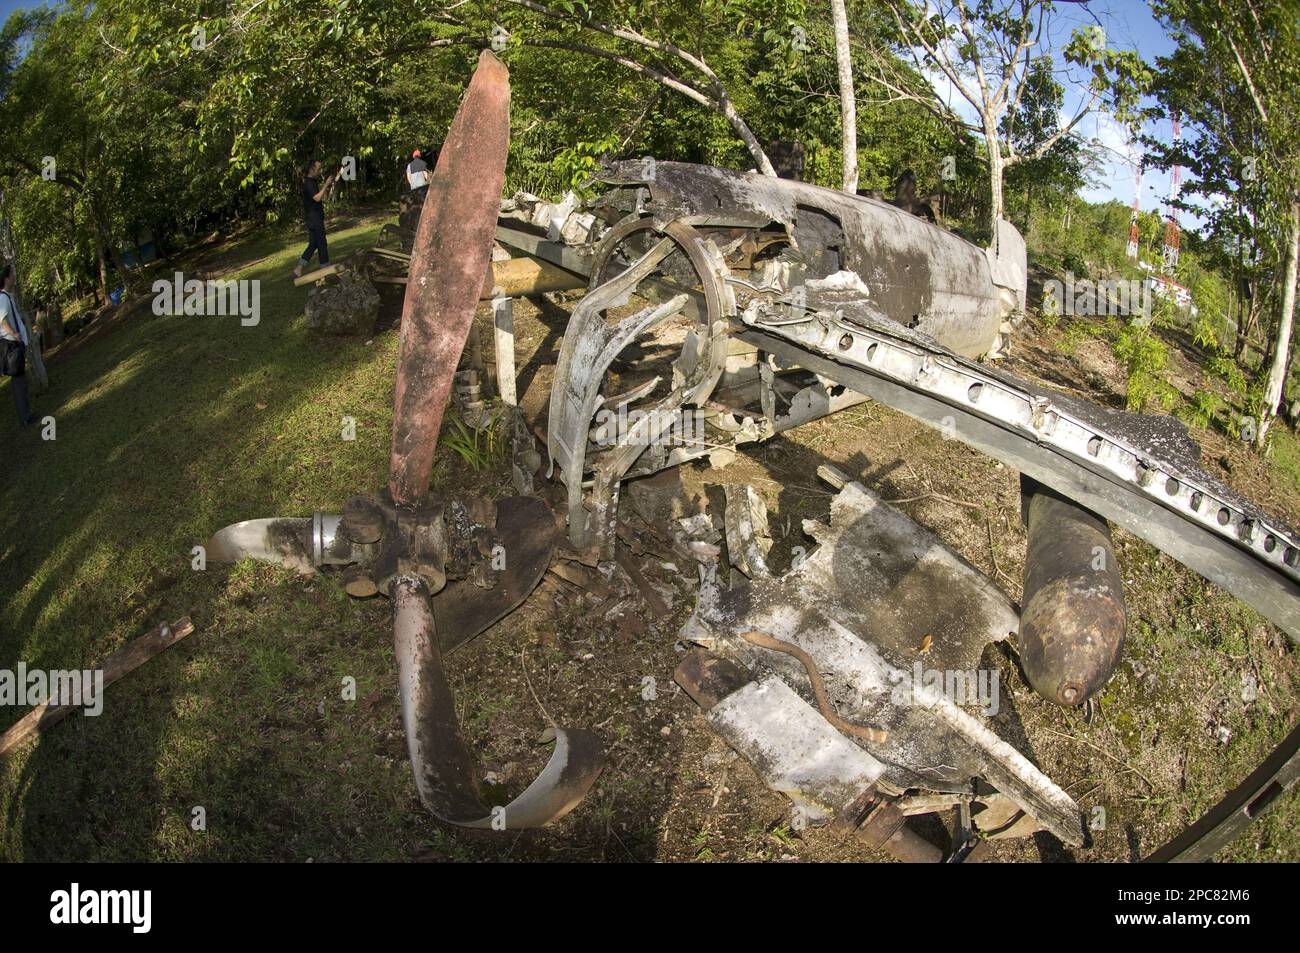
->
1019, 478, 1127, 706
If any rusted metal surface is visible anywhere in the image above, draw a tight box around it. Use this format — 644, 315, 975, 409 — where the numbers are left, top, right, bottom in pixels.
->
1020, 479, 1127, 706
591, 159, 1022, 358
847, 793, 945, 864
380, 52, 602, 828
393, 577, 485, 822
393, 576, 602, 828
389, 50, 511, 506
676, 650, 944, 862
432, 496, 557, 654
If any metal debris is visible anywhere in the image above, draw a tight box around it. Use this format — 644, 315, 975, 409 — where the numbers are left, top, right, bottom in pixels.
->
723, 484, 773, 579
677, 472, 1085, 847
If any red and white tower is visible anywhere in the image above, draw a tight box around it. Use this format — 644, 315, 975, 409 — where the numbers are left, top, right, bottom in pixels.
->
1162, 114, 1182, 273
1127, 160, 1143, 260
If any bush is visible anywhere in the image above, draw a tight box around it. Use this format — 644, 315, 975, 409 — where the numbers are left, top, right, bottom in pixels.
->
1208, 354, 1249, 395
1180, 390, 1220, 430
1115, 323, 1177, 412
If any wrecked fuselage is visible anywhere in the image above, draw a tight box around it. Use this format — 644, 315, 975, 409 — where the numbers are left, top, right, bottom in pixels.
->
520, 158, 1300, 856
591, 160, 1026, 359
542, 160, 1029, 558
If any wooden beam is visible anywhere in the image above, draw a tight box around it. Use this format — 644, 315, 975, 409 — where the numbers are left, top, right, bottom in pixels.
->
0, 616, 195, 758
493, 297, 517, 406
487, 256, 587, 298
370, 257, 587, 299
292, 263, 341, 286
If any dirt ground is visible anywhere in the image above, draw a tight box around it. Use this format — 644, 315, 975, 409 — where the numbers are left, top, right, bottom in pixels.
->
408, 289, 1300, 864
4, 213, 1294, 863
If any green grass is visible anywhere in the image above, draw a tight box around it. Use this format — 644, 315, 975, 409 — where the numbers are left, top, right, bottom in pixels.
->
0, 211, 478, 860
2, 212, 1298, 862
1269, 426, 1300, 487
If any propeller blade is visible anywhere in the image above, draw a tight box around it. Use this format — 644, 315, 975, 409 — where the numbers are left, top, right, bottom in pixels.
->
393, 577, 602, 828
205, 517, 314, 573
389, 50, 512, 506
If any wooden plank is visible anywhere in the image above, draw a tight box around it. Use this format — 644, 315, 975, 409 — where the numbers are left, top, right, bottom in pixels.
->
493, 297, 517, 406
371, 257, 586, 299
292, 263, 341, 286
0, 616, 195, 758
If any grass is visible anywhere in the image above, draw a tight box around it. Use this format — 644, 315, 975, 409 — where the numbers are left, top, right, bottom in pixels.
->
0, 210, 476, 860
1, 210, 1298, 862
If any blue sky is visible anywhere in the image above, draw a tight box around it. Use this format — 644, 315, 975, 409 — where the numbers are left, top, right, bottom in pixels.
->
922, 1, 1183, 216
1047, 0, 1181, 214
0, 0, 34, 23
0, 0, 1186, 217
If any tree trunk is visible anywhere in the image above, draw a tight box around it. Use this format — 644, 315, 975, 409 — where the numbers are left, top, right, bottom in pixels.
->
91, 224, 110, 302
718, 95, 776, 177
1258, 199, 1300, 448
46, 300, 64, 345
830, 0, 858, 193
986, 125, 1006, 241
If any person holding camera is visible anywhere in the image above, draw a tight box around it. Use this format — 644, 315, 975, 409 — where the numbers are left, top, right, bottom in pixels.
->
292, 158, 339, 279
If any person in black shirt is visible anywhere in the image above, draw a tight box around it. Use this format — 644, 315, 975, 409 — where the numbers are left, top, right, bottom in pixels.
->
293, 159, 338, 279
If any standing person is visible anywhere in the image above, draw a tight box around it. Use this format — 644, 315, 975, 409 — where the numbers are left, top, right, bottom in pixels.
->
0, 263, 36, 427
293, 159, 338, 279
405, 148, 431, 198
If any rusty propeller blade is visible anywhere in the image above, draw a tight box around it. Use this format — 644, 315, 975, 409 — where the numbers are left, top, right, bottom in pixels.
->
390, 51, 507, 507
385, 50, 602, 828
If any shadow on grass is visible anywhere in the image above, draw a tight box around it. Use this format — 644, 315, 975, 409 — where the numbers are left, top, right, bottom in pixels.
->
0, 211, 434, 860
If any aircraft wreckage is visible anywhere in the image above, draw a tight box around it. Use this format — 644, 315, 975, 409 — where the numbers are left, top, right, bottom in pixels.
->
209, 51, 1300, 860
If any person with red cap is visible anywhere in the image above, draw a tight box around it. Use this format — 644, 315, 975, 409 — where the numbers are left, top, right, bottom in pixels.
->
405, 148, 430, 198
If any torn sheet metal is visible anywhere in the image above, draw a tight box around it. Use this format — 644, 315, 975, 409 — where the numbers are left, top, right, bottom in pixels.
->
723, 484, 772, 579
547, 216, 732, 551
712, 676, 887, 825
592, 159, 1021, 358
675, 650, 884, 827
681, 477, 1084, 846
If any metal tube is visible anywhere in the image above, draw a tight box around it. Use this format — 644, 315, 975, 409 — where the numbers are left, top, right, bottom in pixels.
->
392, 576, 485, 822
1019, 478, 1127, 706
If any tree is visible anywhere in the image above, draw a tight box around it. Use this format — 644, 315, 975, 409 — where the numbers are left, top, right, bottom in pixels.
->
1148, 0, 1300, 448
861, 0, 1145, 237
830, 0, 858, 191
1000, 56, 1089, 237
